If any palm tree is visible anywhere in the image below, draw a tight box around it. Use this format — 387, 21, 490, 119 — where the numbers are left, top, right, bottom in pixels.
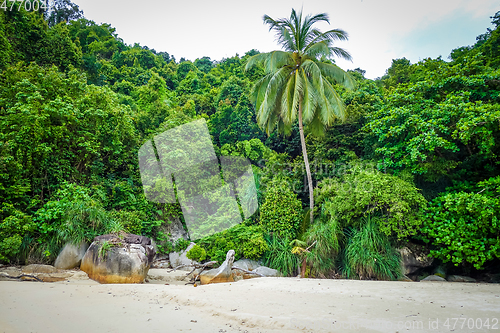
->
245, 8, 355, 222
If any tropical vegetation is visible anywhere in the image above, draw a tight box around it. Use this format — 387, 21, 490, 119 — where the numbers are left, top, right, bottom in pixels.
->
0, 2, 499, 281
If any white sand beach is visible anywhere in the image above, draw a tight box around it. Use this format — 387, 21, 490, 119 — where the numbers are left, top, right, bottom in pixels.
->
1, 268, 499, 333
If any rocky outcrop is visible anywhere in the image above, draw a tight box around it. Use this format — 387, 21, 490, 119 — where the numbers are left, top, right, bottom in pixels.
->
447, 275, 476, 283
151, 254, 171, 269
232, 259, 281, 280
420, 275, 446, 282
54, 242, 88, 270
161, 217, 188, 244
169, 242, 197, 270
80, 233, 155, 284
398, 244, 434, 277
200, 250, 235, 285
254, 266, 281, 277
232, 259, 261, 272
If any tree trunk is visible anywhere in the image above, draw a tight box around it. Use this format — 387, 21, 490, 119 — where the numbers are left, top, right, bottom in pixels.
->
298, 103, 314, 223
300, 257, 307, 278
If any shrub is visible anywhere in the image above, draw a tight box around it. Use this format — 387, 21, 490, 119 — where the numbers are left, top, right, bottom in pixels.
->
186, 244, 207, 262
303, 217, 343, 276
260, 179, 302, 239
342, 217, 403, 280
0, 204, 35, 262
315, 164, 427, 239
196, 223, 268, 263
32, 183, 127, 261
109, 210, 146, 236
174, 238, 191, 252
422, 177, 500, 269
263, 235, 299, 277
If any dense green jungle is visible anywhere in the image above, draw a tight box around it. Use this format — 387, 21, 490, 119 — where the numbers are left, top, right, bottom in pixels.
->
1, 1, 499, 281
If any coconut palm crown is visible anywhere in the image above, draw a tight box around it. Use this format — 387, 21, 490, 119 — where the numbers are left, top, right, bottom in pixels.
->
245, 8, 355, 221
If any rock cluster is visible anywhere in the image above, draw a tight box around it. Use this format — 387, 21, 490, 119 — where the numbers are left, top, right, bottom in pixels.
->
80, 233, 155, 284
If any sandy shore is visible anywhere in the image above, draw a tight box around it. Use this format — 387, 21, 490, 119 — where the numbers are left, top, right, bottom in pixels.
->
1, 268, 499, 333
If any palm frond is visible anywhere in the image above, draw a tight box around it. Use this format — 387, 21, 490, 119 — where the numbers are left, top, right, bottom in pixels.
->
330, 46, 353, 62
265, 51, 293, 73
245, 52, 269, 71
319, 29, 349, 42
250, 73, 272, 109
281, 71, 296, 121
256, 67, 290, 131
316, 62, 356, 89
303, 41, 331, 59
322, 78, 346, 123
300, 61, 323, 123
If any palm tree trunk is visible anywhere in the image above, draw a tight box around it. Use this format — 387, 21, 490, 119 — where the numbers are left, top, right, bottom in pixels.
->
298, 103, 314, 223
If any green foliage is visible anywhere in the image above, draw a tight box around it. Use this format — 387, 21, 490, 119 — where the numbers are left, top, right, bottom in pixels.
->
196, 224, 268, 262
315, 162, 427, 239
366, 59, 500, 183
1, 5, 499, 278
174, 238, 191, 252
98, 240, 112, 259
0, 204, 35, 262
186, 244, 207, 262
0, 63, 138, 207
33, 183, 127, 259
220, 138, 271, 163
342, 218, 403, 280
422, 176, 500, 269
303, 217, 342, 276
263, 235, 299, 276
260, 179, 302, 239
108, 210, 144, 235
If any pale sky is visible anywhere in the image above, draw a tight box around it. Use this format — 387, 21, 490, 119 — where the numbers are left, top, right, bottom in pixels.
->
73, 0, 499, 79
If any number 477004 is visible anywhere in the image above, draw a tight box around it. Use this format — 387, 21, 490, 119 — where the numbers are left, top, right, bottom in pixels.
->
1, 0, 48, 11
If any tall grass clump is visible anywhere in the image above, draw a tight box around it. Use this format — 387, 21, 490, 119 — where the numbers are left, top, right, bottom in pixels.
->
57, 198, 122, 245
263, 234, 299, 276
342, 217, 403, 280
303, 217, 343, 276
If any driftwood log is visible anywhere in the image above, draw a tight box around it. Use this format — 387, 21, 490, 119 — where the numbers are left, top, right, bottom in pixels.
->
0, 272, 43, 282
167, 261, 218, 285
231, 267, 265, 277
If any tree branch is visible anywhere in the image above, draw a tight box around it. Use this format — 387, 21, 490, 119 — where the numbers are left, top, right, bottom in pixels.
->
231, 267, 266, 277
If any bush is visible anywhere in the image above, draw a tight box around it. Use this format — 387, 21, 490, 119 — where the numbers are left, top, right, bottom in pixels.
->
196, 223, 268, 263
0, 204, 35, 262
342, 218, 403, 280
186, 244, 207, 262
32, 183, 127, 261
303, 217, 342, 276
315, 163, 427, 239
263, 235, 299, 277
174, 238, 191, 252
260, 179, 302, 239
422, 177, 500, 269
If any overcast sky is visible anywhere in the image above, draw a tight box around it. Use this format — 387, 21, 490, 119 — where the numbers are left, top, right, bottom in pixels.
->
73, 0, 499, 79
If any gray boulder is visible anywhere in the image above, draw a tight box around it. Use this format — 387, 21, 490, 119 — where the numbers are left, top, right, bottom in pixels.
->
420, 275, 446, 282
233, 259, 261, 271
232, 260, 281, 279
254, 266, 281, 277
169, 242, 197, 270
398, 244, 434, 276
200, 250, 235, 285
161, 217, 188, 244
54, 242, 88, 269
447, 275, 476, 283
80, 233, 155, 284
